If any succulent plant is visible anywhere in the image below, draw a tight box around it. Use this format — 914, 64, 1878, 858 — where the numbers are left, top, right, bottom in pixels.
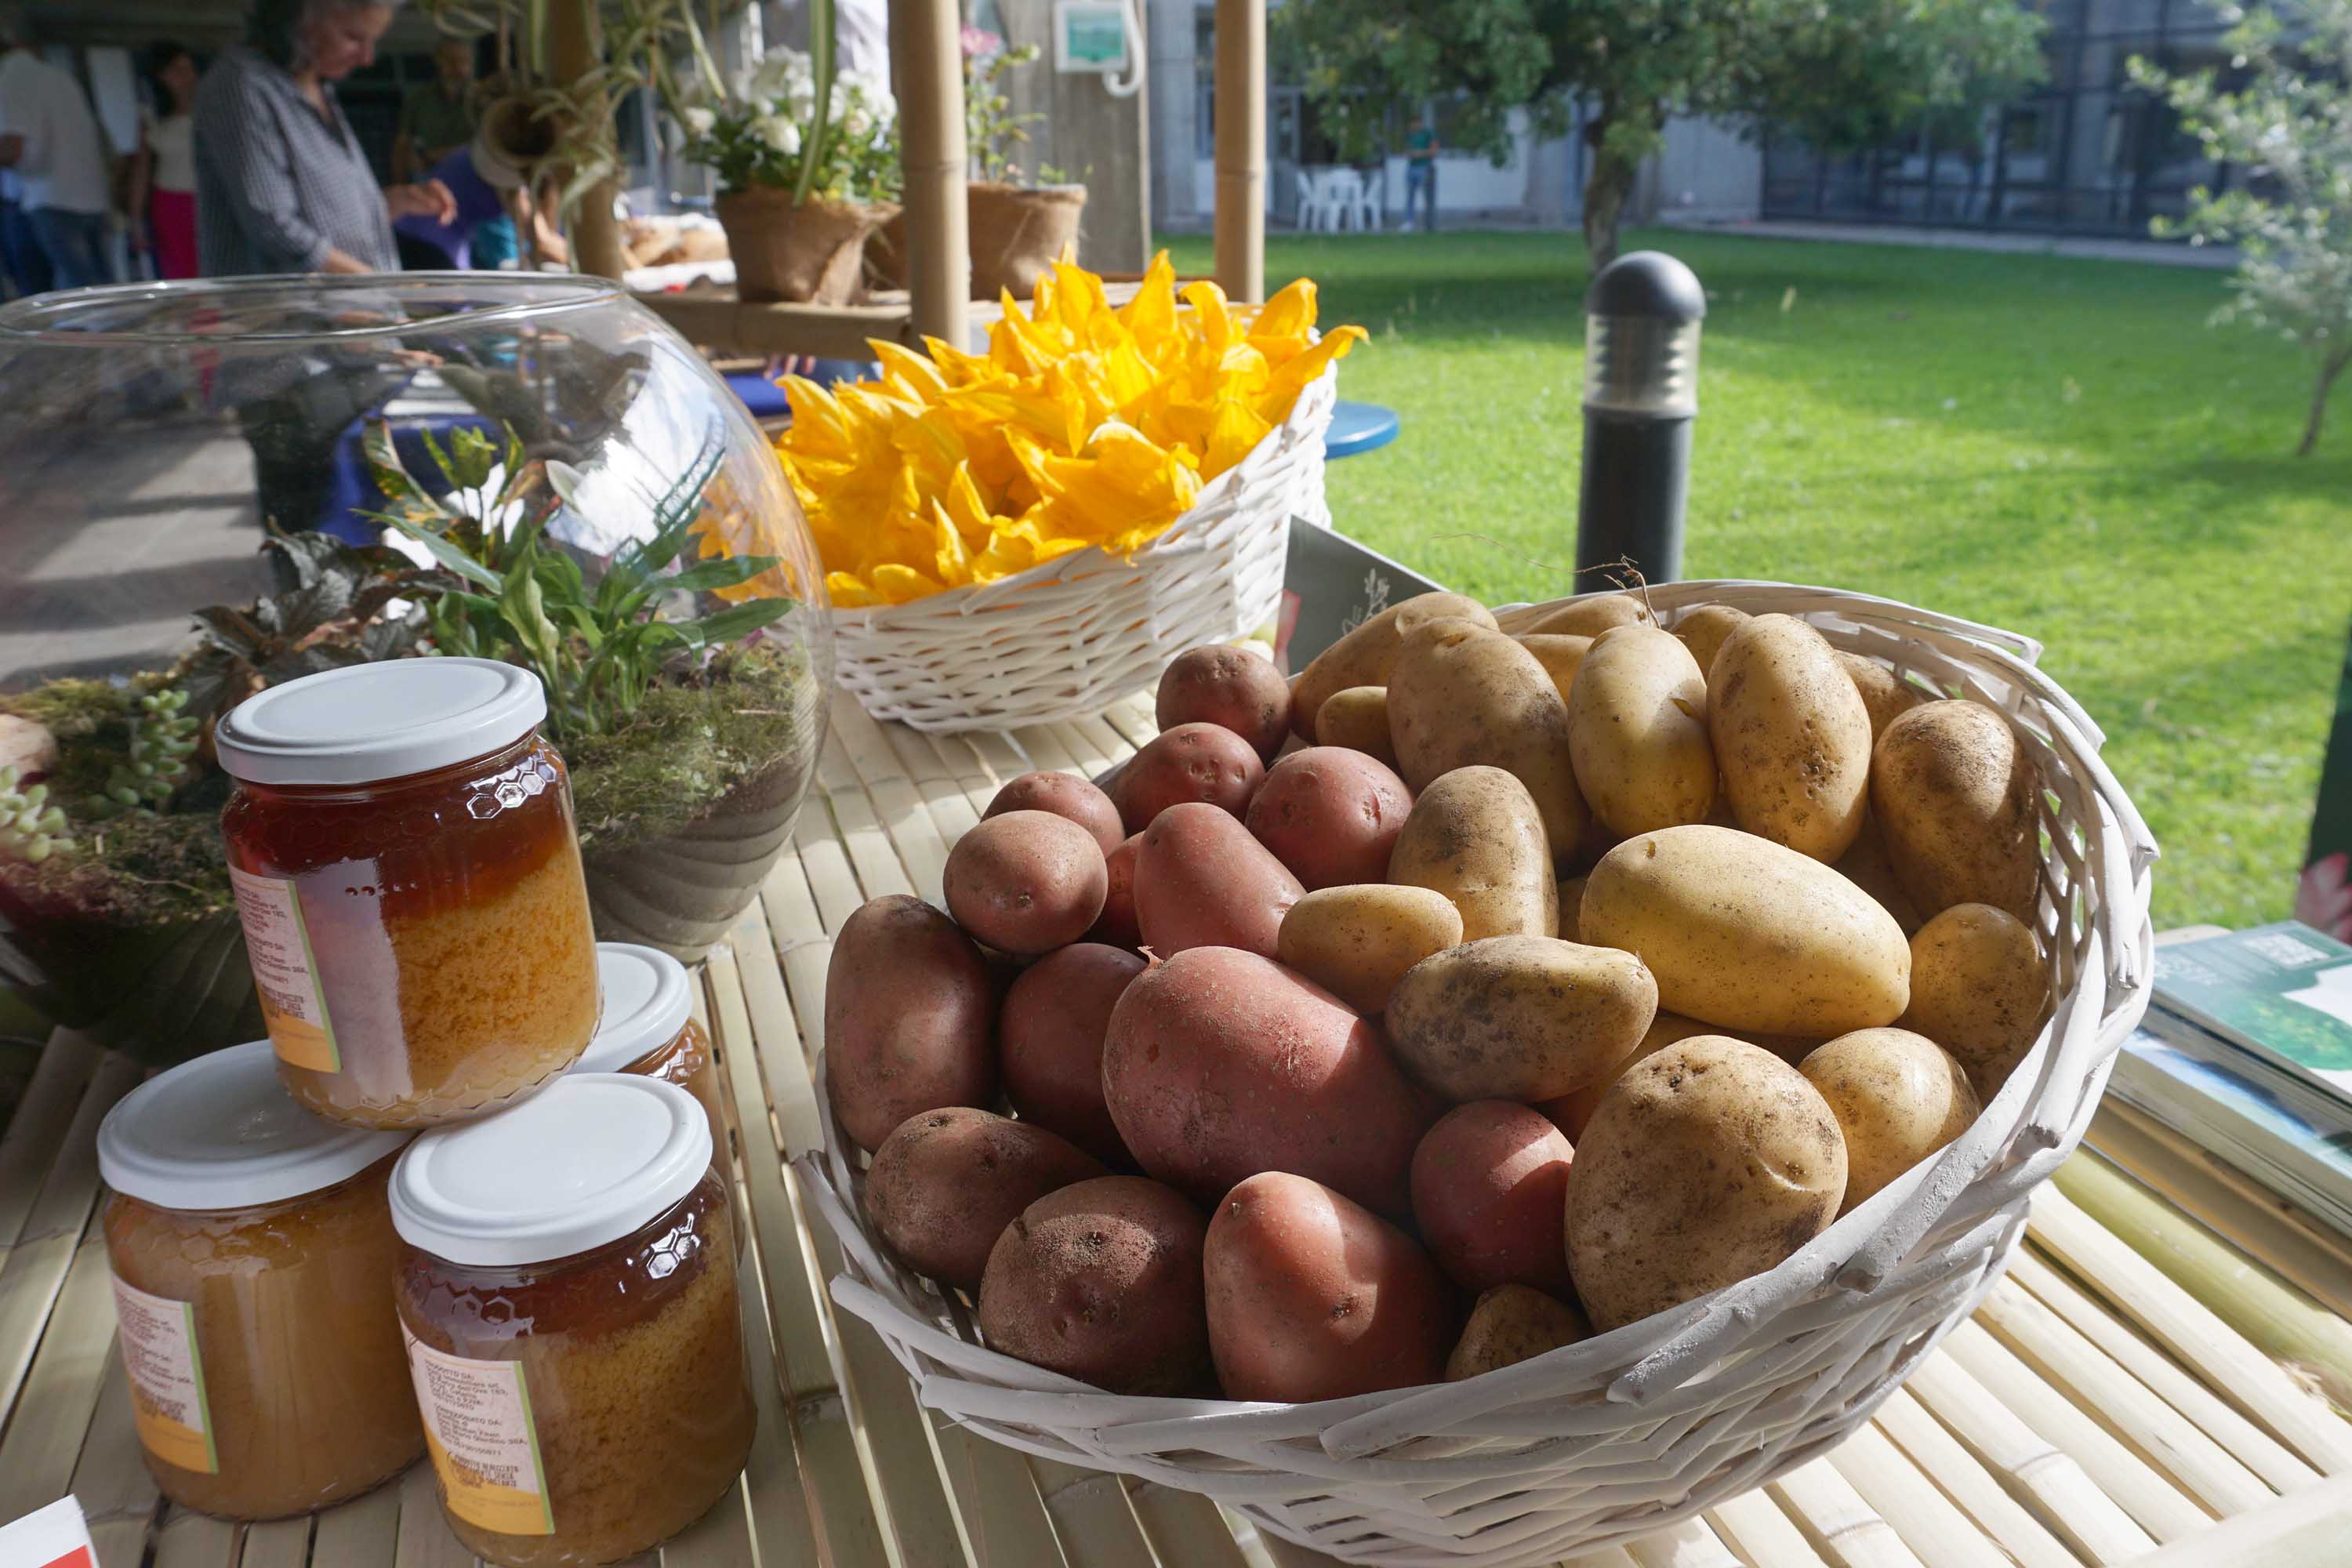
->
85, 688, 199, 820
0, 767, 71, 863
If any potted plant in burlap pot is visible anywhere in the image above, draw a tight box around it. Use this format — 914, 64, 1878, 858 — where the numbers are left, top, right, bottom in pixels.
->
676, 42, 902, 303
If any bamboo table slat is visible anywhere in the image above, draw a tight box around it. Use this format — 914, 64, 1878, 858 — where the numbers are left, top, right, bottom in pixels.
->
7, 687, 2352, 1567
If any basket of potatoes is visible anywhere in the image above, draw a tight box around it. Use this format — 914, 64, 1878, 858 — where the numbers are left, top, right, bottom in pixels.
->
795, 580, 2157, 1567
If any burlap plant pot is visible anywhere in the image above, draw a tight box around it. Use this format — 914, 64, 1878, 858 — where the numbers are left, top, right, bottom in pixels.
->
868, 182, 1089, 300
717, 187, 898, 305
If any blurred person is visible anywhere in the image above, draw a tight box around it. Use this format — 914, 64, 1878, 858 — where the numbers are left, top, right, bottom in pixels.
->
1403, 108, 1439, 233
0, 7, 117, 289
0, 165, 50, 297
394, 137, 566, 270
194, 0, 456, 278
393, 37, 477, 183
128, 41, 201, 280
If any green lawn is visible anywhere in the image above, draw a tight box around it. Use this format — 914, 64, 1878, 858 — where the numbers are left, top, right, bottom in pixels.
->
1161, 229, 2352, 933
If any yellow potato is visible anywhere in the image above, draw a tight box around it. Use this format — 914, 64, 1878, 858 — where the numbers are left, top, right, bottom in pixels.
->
1290, 592, 1497, 740
1564, 1036, 1848, 1331
1800, 1028, 1980, 1212
1556, 873, 1588, 942
1388, 618, 1588, 858
1313, 684, 1397, 768
1901, 903, 2051, 1099
1581, 825, 1910, 1036
1871, 701, 2042, 922
1388, 766, 1559, 941
1387, 935, 1658, 1102
1536, 1010, 1716, 1141
1446, 1285, 1591, 1381
1512, 633, 1592, 706
1521, 593, 1655, 638
1671, 604, 1749, 677
1834, 815, 1926, 936
1838, 652, 1929, 743
1568, 625, 1716, 837
1708, 615, 1872, 862
1277, 885, 1464, 1017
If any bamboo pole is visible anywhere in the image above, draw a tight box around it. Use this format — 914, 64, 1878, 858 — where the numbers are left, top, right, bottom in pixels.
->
893, 0, 970, 347
1211, 0, 1264, 303
550, 0, 628, 280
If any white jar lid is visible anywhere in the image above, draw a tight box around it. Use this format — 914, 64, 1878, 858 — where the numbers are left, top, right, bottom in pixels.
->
576, 943, 695, 1075
390, 1075, 713, 1267
215, 658, 548, 786
97, 1041, 410, 1212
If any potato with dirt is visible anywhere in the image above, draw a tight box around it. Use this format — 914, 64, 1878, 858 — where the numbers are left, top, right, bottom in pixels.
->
1388, 766, 1558, 941
1134, 802, 1304, 959
943, 809, 1108, 956
1290, 592, 1498, 741
1901, 902, 2051, 1098
1708, 614, 1873, 862
1157, 644, 1293, 762
1313, 684, 1398, 767
1388, 617, 1588, 856
1276, 884, 1463, 1016
1564, 1036, 1849, 1331
1838, 652, 1929, 743
824, 895, 997, 1152
1580, 826, 1910, 1036
1385, 935, 1657, 1103
1000, 942, 1148, 1164
1513, 633, 1592, 706
863, 1107, 1106, 1291
1568, 625, 1717, 837
1244, 746, 1414, 890
1670, 604, 1748, 677
1871, 700, 2042, 922
978, 1175, 1214, 1396
1410, 1102, 1576, 1296
1113, 722, 1265, 833
1446, 1286, 1591, 1381
1204, 1171, 1455, 1402
1102, 946, 1436, 1216
1520, 593, 1654, 638
1536, 1011, 1718, 1141
1799, 1029, 1980, 1212
984, 771, 1124, 855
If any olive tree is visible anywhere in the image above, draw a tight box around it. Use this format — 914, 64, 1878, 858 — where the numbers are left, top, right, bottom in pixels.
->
1273, 0, 2045, 270
2132, 1, 2352, 455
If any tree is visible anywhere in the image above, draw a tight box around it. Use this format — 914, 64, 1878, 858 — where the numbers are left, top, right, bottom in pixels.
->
2132, 2, 2352, 456
1273, 0, 2045, 269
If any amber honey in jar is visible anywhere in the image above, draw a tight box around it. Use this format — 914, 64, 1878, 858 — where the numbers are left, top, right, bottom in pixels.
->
581, 943, 727, 1167
216, 659, 601, 1129
391, 1075, 755, 1566
96, 1041, 424, 1519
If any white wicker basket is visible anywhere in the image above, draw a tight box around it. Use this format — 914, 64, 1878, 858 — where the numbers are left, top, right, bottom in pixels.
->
826, 365, 1338, 733
797, 581, 2158, 1567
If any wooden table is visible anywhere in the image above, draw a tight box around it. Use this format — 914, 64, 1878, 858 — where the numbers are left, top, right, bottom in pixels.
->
6, 689, 2352, 1567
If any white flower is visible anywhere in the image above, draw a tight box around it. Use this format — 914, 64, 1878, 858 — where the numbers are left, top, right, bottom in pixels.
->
750, 47, 808, 100
755, 113, 802, 157
681, 105, 716, 137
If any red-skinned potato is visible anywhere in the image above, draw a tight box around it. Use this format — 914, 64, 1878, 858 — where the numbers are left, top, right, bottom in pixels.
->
1114, 723, 1265, 834
1157, 645, 1292, 763
863, 1108, 1105, 1293
1243, 746, 1415, 890
943, 810, 1108, 956
1000, 943, 1146, 1165
984, 771, 1124, 856
1205, 1171, 1454, 1402
1087, 831, 1144, 949
1103, 946, 1436, 1216
1134, 802, 1305, 959
979, 1176, 1214, 1396
1410, 1102, 1576, 1297
824, 895, 996, 1152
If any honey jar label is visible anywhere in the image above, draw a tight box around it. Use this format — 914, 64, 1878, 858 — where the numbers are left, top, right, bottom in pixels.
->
109, 1276, 217, 1475
227, 867, 339, 1073
403, 1330, 555, 1537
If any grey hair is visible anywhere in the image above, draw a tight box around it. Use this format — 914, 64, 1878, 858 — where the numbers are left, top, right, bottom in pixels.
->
251, 0, 404, 71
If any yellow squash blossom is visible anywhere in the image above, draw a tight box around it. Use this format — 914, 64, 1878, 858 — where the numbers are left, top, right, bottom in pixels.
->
771, 251, 1366, 608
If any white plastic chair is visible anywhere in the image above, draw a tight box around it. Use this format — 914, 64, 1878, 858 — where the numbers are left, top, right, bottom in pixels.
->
1326, 169, 1364, 230
1342, 170, 1380, 231
1294, 171, 1332, 233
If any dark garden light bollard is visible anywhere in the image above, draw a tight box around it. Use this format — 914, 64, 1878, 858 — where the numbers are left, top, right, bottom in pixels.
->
1575, 250, 1705, 585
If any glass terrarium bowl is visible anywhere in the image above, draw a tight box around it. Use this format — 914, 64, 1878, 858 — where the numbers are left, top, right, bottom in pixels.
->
0, 274, 830, 1064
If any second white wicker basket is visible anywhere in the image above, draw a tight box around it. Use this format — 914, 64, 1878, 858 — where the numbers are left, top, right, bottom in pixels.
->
797, 580, 2158, 1566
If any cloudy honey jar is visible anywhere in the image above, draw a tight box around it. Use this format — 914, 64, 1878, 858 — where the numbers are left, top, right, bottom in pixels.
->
216, 659, 601, 1128
390, 1074, 755, 1566
97, 1042, 423, 1519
